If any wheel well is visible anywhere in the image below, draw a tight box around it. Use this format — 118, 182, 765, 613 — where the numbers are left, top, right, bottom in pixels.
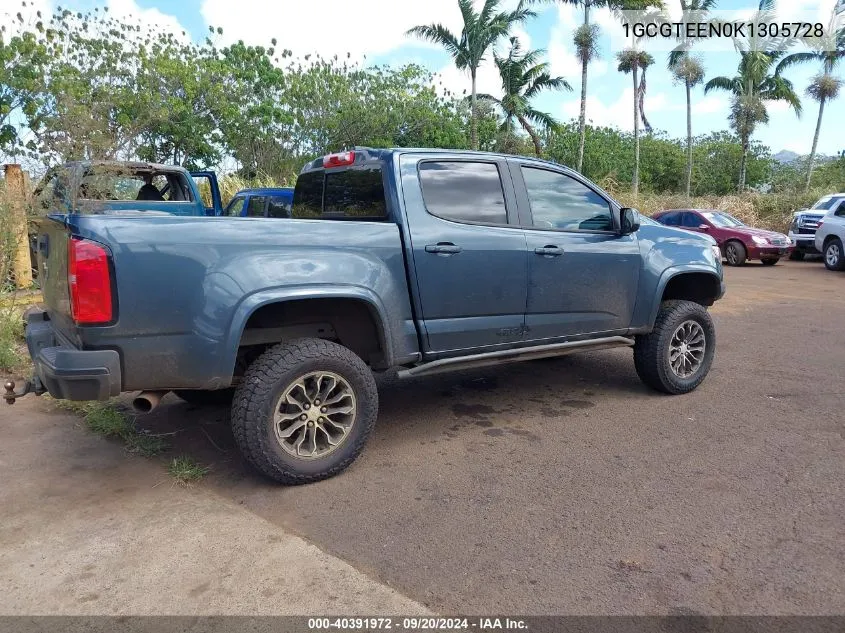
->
662, 273, 722, 307
725, 238, 745, 250
236, 298, 387, 371
823, 234, 839, 248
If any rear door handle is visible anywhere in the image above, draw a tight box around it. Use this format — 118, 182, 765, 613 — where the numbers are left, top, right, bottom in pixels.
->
425, 242, 462, 255
534, 245, 563, 257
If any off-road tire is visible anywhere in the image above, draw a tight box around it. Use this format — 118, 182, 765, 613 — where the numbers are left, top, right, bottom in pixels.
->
725, 241, 747, 266
174, 388, 235, 406
761, 257, 779, 266
231, 338, 378, 485
824, 238, 845, 271
788, 250, 805, 261
634, 300, 716, 395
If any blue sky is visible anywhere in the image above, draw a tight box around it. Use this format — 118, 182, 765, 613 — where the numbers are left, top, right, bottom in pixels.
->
6, 0, 845, 157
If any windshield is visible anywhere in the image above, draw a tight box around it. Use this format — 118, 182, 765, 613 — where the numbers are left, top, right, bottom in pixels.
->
701, 211, 744, 228
812, 196, 844, 211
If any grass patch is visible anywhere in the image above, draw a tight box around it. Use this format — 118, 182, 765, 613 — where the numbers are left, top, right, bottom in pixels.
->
0, 304, 25, 374
168, 456, 209, 486
52, 398, 168, 456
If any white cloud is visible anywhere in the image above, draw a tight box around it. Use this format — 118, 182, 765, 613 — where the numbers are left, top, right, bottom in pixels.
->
200, 0, 527, 63
106, 0, 190, 39
693, 94, 728, 115
561, 87, 675, 131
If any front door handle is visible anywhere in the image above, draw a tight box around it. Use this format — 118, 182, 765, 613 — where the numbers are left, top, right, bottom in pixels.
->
534, 245, 563, 257
425, 242, 462, 255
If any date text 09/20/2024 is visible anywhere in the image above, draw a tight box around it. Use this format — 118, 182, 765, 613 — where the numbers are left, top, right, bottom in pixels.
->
307, 618, 528, 630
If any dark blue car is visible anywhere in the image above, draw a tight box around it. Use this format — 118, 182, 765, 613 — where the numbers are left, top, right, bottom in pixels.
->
223, 187, 294, 218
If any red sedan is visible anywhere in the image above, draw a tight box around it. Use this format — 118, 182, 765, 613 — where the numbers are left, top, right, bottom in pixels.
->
653, 209, 792, 266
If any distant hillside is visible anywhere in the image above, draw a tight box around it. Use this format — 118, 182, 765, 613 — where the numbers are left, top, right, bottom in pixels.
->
773, 150, 800, 164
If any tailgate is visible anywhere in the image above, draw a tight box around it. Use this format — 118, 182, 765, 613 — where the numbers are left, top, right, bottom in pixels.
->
34, 215, 77, 340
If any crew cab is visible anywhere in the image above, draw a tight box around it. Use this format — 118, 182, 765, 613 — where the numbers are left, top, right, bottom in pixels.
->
9, 149, 725, 484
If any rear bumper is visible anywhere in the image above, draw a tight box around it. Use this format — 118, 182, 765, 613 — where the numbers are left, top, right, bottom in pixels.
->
25, 310, 121, 401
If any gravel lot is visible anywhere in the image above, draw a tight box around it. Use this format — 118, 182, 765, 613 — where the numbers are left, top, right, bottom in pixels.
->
2, 259, 843, 615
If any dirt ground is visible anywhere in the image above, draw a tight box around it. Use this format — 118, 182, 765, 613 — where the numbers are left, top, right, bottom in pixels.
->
1, 259, 843, 615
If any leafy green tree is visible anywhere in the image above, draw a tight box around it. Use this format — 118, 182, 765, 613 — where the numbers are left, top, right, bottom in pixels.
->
669, 0, 717, 198
407, 0, 534, 150
479, 37, 571, 157
776, 27, 845, 191
617, 48, 654, 197
0, 9, 51, 156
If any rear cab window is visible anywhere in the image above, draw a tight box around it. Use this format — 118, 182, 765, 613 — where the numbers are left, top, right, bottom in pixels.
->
293, 164, 387, 220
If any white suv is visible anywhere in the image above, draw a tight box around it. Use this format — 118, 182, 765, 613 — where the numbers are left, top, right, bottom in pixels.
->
814, 196, 845, 271
789, 193, 845, 260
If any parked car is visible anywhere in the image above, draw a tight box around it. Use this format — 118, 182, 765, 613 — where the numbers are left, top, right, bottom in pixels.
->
10, 148, 724, 484
32, 161, 222, 216
787, 193, 845, 260
223, 187, 294, 218
813, 196, 845, 271
652, 208, 792, 266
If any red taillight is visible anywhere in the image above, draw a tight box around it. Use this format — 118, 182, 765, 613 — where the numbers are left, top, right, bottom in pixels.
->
68, 238, 113, 325
323, 151, 355, 168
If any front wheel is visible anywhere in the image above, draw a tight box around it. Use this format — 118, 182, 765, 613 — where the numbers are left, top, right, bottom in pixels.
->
824, 238, 845, 271
634, 300, 716, 395
725, 241, 747, 266
231, 338, 378, 485
761, 258, 779, 266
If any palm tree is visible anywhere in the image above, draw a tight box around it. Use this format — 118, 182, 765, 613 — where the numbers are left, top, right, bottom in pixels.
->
776, 27, 845, 190
705, 52, 802, 191
705, 0, 802, 190
479, 37, 572, 157
669, 0, 717, 198
617, 48, 654, 198
407, 0, 535, 150
530, 0, 663, 173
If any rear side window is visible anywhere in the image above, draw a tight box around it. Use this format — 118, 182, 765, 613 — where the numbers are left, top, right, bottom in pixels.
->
268, 196, 291, 218
292, 167, 387, 220
246, 196, 267, 218
418, 161, 506, 225
681, 213, 702, 228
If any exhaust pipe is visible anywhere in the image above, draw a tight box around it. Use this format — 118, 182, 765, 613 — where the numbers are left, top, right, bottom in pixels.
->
132, 391, 168, 414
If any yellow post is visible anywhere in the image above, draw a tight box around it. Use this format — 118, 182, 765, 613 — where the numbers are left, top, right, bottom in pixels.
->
3, 164, 33, 290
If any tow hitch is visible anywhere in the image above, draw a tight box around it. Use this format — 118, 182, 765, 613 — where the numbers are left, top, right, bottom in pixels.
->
3, 379, 34, 405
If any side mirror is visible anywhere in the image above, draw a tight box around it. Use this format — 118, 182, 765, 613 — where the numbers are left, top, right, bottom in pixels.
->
620, 208, 641, 235
698, 224, 710, 231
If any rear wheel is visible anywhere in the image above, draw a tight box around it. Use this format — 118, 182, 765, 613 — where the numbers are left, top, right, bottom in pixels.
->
725, 241, 747, 266
761, 258, 779, 266
634, 300, 716, 395
824, 238, 845, 271
231, 338, 377, 485
788, 250, 805, 261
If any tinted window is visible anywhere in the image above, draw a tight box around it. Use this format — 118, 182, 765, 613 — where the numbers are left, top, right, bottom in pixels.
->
246, 196, 267, 218
268, 195, 291, 218
292, 172, 323, 218
681, 212, 702, 228
226, 196, 246, 217
292, 168, 386, 220
658, 212, 680, 226
521, 167, 612, 231
324, 167, 386, 218
419, 161, 507, 225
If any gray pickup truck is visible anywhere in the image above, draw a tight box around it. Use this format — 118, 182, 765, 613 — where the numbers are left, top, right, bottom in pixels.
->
9, 148, 725, 484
